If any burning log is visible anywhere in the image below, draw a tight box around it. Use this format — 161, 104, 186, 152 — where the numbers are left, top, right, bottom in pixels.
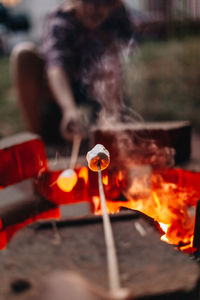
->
0, 132, 48, 188
90, 121, 191, 165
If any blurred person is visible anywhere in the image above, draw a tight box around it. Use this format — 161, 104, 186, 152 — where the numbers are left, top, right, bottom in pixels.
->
11, 0, 134, 143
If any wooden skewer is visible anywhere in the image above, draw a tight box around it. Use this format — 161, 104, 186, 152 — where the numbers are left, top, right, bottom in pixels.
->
86, 144, 130, 299
97, 163, 121, 293
97, 163, 131, 299
70, 135, 81, 170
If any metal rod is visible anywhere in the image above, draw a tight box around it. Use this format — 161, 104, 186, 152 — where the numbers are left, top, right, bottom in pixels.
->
97, 163, 121, 292
70, 135, 81, 170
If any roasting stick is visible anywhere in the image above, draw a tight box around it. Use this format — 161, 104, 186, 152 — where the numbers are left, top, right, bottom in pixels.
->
69, 135, 81, 170
57, 135, 81, 192
53, 135, 81, 244
97, 162, 121, 293
87, 145, 129, 299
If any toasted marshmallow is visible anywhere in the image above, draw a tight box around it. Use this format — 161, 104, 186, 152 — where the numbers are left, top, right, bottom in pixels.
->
86, 144, 110, 172
57, 169, 78, 192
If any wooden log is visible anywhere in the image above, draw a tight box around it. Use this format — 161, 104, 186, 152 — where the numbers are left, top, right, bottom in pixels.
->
0, 213, 199, 300
0, 132, 48, 188
90, 121, 191, 165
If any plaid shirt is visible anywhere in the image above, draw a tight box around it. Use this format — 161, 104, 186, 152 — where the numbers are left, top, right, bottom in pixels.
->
41, 4, 134, 82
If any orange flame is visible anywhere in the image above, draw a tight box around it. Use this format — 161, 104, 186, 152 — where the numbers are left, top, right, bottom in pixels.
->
92, 196, 120, 215
92, 168, 200, 252
78, 167, 89, 185
2, 166, 200, 252
103, 175, 108, 186
116, 171, 124, 188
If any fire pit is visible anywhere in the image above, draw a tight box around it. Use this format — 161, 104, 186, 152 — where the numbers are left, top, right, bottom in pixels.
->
0, 130, 200, 299
1, 211, 199, 299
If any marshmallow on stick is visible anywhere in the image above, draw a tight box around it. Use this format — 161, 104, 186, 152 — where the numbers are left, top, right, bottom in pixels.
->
86, 145, 128, 297
57, 135, 81, 192
86, 144, 110, 172
57, 169, 78, 192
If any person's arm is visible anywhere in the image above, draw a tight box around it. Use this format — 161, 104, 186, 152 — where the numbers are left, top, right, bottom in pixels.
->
47, 65, 81, 141
42, 8, 83, 140
47, 65, 75, 112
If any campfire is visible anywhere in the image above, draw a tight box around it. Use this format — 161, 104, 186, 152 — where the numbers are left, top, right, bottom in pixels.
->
0, 129, 199, 254
1, 130, 200, 299
91, 167, 199, 252
33, 164, 200, 254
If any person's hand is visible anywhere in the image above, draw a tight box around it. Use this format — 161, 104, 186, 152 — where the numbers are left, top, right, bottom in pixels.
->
60, 108, 83, 141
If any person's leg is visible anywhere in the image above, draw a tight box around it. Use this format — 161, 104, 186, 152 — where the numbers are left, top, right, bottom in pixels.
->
10, 42, 53, 134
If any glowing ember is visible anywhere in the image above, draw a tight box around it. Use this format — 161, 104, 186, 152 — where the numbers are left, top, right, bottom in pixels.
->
57, 169, 78, 192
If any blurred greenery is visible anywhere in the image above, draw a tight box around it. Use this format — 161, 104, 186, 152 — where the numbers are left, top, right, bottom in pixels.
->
0, 56, 24, 137
0, 36, 200, 137
124, 36, 200, 130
